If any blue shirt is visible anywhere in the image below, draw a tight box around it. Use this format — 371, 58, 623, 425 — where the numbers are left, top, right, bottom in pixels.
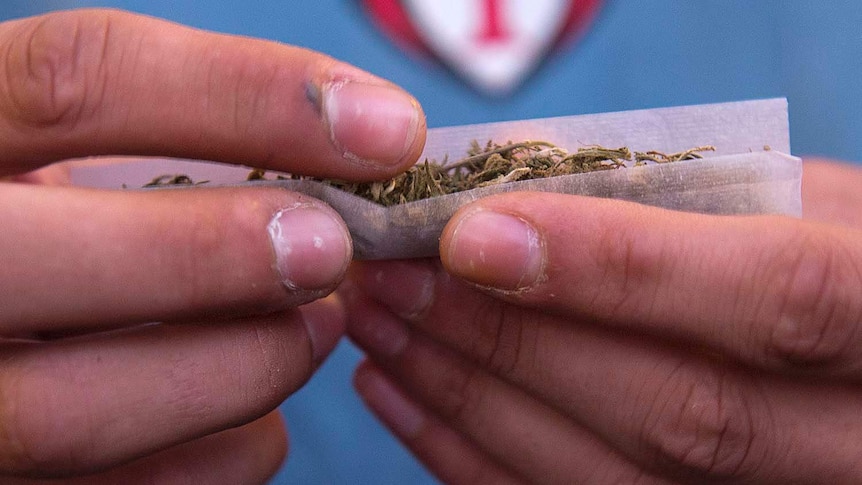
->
4, 1, 862, 483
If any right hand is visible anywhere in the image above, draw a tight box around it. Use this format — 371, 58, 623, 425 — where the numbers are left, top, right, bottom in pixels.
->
344, 159, 862, 484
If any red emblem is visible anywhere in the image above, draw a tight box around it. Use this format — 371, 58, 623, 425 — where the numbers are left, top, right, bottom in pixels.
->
361, 0, 604, 95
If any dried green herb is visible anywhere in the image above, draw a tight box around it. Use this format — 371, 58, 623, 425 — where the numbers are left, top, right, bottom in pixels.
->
143, 141, 715, 205
299, 141, 715, 206
246, 168, 270, 181
143, 174, 209, 187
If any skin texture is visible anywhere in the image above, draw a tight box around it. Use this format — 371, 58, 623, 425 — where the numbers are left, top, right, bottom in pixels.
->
0, 8, 425, 482
346, 159, 862, 484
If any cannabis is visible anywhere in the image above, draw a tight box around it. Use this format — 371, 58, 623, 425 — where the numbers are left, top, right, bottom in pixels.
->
304, 140, 715, 206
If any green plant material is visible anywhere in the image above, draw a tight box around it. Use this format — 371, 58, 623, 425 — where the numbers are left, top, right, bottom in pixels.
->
303, 141, 715, 206
143, 174, 209, 187
633, 145, 716, 165
246, 168, 267, 181
144, 141, 715, 205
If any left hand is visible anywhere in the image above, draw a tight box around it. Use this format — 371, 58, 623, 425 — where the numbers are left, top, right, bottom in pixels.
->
344, 159, 862, 484
0, 8, 424, 482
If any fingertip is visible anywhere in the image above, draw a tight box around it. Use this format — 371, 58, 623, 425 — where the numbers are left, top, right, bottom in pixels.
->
441, 206, 546, 291
298, 293, 347, 366
349, 260, 436, 319
4, 164, 71, 185
263, 411, 290, 475
267, 202, 353, 295
346, 298, 410, 358
308, 63, 427, 176
354, 361, 425, 439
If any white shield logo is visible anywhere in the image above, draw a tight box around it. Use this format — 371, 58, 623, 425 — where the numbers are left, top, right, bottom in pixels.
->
402, 0, 570, 95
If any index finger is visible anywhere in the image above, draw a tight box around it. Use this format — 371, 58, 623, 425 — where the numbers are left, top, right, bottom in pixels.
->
438, 192, 862, 377
0, 8, 425, 178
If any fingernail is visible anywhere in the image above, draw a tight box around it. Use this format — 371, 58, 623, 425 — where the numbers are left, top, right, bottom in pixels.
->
354, 362, 424, 438
300, 294, 346, 365
321, 80, 422, 168
444, 209, 544, 290
268, 204, 352, 291
354, 261, 435, 319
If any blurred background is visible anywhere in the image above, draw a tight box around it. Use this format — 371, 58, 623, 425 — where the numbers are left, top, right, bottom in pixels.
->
2, 1, 860, 483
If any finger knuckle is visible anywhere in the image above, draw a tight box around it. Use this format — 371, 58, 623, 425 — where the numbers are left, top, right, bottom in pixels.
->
590, 219, 670, 320
763, 231, 862, 366
431, 354, 487, 425
171, 194, 267, 307
250, 318, 313, 403
1, 10, 115, 128
470, 300, 535, 380
179, 317, 307, 419
176, 208, 233, 300
639, 362, 762, 479
199, 45, 286, 139
163, 356, 220, 426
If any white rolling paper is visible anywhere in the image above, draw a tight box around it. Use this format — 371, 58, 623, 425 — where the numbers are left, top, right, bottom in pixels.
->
70, 99, 801, 260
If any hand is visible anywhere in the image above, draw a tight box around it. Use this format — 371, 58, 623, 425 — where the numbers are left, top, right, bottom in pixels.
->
0, 8, 424, 483
346, 159, 862, 484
